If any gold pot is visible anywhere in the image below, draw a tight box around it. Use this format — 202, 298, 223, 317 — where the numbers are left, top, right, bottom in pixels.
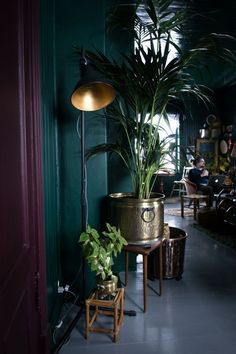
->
96, 276, 118, 295
109, 192, 165, 245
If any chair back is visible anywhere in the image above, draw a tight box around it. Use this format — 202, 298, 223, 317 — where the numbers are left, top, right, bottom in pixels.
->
183, 178, 197, 195
182, 166, 192, 179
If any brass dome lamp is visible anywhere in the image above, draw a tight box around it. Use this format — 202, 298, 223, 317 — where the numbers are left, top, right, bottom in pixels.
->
71, 51, 116, 111
71, 50, 116, 230
70, 50, 116, 302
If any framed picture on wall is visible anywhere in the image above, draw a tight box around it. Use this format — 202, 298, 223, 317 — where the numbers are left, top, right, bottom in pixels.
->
196, 139, 218, 167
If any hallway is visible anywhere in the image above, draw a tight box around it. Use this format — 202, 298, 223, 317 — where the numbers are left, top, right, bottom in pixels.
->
59, 208, 236, 354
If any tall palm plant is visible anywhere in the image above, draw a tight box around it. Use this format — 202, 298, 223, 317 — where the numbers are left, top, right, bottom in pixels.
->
79, 0, 236, 199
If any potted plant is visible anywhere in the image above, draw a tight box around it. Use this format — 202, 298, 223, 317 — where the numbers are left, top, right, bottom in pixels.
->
77, 0, 236, 244
79, 223, 128, 294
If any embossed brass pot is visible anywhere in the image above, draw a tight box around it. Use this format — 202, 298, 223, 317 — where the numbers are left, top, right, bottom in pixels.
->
109, 192, 165, 245
96, 275, 118, 295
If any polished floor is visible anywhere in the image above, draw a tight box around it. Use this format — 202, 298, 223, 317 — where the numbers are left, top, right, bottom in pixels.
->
59, 202, 236, 354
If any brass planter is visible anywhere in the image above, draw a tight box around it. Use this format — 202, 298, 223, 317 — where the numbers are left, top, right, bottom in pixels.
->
109, 192, 165, 245
96, 276, 118, 295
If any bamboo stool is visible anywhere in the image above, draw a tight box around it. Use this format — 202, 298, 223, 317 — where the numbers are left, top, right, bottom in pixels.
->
85, 288, 124, 342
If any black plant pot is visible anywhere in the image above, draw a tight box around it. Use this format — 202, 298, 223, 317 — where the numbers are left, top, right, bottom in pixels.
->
148, 226, 188, 280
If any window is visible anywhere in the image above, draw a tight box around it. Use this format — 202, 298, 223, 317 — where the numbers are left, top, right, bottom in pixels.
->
136, 112, 180, 172
154, 113, 180, 172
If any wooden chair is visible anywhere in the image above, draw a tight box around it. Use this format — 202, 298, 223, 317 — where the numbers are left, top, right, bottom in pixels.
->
182, 177, 198, 208
170, 167, 192, 198
183, 177, 197, 195
183, 177, 209, 204
181, 178, 209, 220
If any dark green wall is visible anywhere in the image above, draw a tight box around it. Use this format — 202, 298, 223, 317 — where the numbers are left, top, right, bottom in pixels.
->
40, 0, 117, 345
40, 0, 62, 335
54, 0, 109, 295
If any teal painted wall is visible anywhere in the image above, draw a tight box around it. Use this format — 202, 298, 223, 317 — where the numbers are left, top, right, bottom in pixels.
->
40, 0, 118, 346
40, 0, 63, 338
53, 0, 111, 295
105, 0, 135, 195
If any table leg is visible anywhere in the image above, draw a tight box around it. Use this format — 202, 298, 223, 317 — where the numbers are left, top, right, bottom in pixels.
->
159, 241, 163, 296
193, 199, 197, 220
159, 178, 164, 194
125, 251, 128, 286
181, 196, 184, 217
120, 289, 124, 325
143, 254, 147, 312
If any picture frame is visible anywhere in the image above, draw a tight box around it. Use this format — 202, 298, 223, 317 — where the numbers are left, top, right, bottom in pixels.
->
196, 139, 218, 167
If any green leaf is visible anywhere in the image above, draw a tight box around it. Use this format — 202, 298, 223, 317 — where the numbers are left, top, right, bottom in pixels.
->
79, 233, 89, 243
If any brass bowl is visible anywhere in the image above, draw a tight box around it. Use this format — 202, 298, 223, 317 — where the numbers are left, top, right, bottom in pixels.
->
96, 276, 118, 295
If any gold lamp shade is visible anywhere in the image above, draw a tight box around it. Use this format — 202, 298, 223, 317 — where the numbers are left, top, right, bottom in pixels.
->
71, 81, 116, 111
71, 53, 116, 111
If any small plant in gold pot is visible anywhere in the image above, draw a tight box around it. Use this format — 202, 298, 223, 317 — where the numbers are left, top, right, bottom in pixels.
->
79, 223, 127, 294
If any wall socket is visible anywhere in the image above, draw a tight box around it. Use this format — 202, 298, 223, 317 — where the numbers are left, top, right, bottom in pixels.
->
57, 281, 70, 294
57, 280, 64, 294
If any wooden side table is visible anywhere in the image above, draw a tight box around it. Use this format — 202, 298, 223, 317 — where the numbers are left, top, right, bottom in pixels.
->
85, 288, 124, 342
124, 240, 163, 312
181, 194, 209, 220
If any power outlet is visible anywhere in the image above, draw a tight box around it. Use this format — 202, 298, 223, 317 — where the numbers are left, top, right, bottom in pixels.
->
57, 281, 64, 294
58, 286, 64, 294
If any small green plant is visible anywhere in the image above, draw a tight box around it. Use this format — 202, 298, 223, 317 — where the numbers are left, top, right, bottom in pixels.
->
79, 223, 128, 280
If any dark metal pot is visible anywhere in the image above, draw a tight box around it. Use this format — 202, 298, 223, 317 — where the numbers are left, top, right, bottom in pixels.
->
148, 226, 188, 280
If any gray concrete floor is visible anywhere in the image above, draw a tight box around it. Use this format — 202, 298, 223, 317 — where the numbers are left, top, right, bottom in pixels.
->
59, 201, 236, 354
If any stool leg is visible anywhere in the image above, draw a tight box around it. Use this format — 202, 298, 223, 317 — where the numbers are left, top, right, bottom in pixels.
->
85, 301, 89, 339
143, 254, 147, 312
